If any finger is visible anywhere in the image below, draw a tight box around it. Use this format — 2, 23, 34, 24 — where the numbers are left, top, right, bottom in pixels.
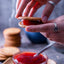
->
40, 32, 47, 37
15, 0, 29, 18
46, 19, 55, 23
47, 32, 64, 38
48, 38, 64, 44
23, 0, 36, 16
26, 22, 64, 32
44, 15, 64, 23
40, 32, 51, 38
16, 0, 21, 11
41, 2, 54, 23
48, 15, 64, 23
28, 2, 43, 17
25, 23, 55, 32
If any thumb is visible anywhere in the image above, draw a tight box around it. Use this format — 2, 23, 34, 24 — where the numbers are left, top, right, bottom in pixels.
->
16, 0, 21, 11
25, 23, 55, 32
41, 2, 54, 23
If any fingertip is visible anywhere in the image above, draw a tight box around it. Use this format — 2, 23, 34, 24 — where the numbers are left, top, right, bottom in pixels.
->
41, 2, 54, 23
15, 11, 18, 18
15, 14, 19, 18
41, 16, 48, 23
15, 11, 22, 18
25, 26, 31, 32
15, 15, 18, 18
28, 8, 34, 17
16, 0, 21, 10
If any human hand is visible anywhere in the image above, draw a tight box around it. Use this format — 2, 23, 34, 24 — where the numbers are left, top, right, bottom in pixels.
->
25, 15, 64, 44
15, 0, 60, 22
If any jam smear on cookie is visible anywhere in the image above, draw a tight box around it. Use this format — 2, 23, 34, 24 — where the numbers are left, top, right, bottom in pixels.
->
22, 20, 43, 25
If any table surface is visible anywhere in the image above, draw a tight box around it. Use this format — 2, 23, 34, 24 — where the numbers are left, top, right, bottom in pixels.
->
0, 31, 64, 64
0, 0, 64, 64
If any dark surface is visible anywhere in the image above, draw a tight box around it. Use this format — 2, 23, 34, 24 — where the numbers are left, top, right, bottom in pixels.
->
0, 0, 64, 64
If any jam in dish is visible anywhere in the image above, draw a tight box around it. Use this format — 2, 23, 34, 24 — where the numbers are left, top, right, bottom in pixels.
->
13, 52, 47, 64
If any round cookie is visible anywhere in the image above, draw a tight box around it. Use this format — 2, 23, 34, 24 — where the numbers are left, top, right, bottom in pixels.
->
4, 39, 21, 47
3, 28, 21, 36
18, 17, 42, 21
4, 42, 21, 47
0, 53, 7, 58
4, 35, 21, 40
5, 39, 21, 43
0, 57, 7, 61
47, 59, 56, 64
3, 57, 14, 64
0, 47, 20, 56
18, 22, 26, 28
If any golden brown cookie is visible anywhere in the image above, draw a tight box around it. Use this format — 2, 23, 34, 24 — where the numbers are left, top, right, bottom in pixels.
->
4, 39, 21, 46
4, 38, 21, 47
0, 53, 7, 58
3, 57, 14, 64
4, 34, 21, 40
18, 17, 42, 21
5, 37, 21, 42
4, 42, 21, 47
0, 47, 20, 56
47, 59, 56, 64
3, 28, 21, 36
18, 22, 26, 28
3, 28, 21, 47
0, 57, 7, 61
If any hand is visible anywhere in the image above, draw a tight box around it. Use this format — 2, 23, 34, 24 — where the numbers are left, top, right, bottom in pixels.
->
25, 15, 64, 44
15, 0, 60, 23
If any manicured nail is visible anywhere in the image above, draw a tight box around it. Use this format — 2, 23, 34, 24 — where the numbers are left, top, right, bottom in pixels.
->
42, 16, 48, 23
27, 28, 30, 31
25, 27, 31, 32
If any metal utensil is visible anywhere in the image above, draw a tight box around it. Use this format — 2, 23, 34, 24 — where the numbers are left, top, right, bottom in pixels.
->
34, 42, 55, 57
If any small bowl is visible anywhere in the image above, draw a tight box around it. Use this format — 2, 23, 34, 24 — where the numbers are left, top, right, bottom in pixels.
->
12, 52, 48, 64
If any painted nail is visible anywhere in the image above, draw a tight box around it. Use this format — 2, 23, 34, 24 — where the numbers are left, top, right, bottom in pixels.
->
42, 16, 48, 23
25, 27, 31, 31
27, 28, 30, 31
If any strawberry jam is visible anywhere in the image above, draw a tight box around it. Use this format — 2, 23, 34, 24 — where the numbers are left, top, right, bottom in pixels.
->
13, 52, 47, 64
22, 20, 42, 25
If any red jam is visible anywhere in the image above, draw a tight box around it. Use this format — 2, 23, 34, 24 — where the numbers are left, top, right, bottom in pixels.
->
22, 20, 42, 25
13, 52, 46, 64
